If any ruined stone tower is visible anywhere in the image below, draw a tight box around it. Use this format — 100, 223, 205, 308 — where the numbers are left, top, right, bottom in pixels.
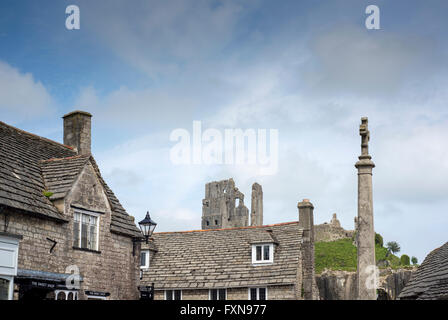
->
355, 117, 376, 300
250, 183, 263, 226
201, 179, 263, 229
330, 213, 341, 228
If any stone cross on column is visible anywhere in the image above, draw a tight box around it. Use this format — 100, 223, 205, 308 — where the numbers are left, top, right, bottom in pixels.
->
360, 117, 370, 156
355, 117, 376, 300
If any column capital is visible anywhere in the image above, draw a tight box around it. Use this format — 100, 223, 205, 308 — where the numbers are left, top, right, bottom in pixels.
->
355, 158, 375, 169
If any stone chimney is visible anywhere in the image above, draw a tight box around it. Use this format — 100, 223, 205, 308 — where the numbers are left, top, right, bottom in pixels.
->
63, 110, 92, 155
250, 182, 263, 226
298, 199, 317, 300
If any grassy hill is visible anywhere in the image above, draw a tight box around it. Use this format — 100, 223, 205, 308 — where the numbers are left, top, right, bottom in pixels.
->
315, 238, 402, 274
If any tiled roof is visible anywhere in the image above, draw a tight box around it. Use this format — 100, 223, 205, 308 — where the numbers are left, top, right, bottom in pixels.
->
39, 155, 91, 200
399, 242, 448, 300
142, 222, 303, 290
0, 121, 75, 220
0, 121, 141, 238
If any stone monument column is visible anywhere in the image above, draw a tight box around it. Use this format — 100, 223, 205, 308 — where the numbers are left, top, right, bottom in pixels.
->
355, 117, 376, 300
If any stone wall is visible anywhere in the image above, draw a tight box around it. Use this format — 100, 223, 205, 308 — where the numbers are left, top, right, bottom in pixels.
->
316, 270, 358, 300
154, 285, 298, 300
314, 223, 354, 242
2, 163, 140, 300
316, 268, 416, 300
378, 268, 416, 300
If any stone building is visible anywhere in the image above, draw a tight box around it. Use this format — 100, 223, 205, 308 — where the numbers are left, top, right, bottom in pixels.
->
141, 191, 318, 300
0, 111, 142, 300
399, 242, 448, 300
201, 179, 263, 230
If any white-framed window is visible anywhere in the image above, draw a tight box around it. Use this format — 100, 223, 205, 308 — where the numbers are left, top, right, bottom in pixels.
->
0, 276, 13, 300
140, 250, 150, 269
209, 288, 226, 300
248, 287, 267, 300
55, 290, 78, 300
251, 243, 274, 264
165, 290, 182, 300
73, 209, 100, 251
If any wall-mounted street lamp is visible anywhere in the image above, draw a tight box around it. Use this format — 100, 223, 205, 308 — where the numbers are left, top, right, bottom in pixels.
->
138, 211, 157, 244
133, 211, 157, 256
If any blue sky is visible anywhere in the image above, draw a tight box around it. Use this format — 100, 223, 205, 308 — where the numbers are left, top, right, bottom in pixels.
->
1, 0, 448, 263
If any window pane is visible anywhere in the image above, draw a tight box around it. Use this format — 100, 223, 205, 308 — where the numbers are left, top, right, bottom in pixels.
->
210, 289, 217, 300
140, 252, 146, 267
81, 221, 88, 249
73, 220, 79, 247
250, 288, 257, 300
174, 290, 181, 300
89, 224, 96, 250
256, 246, 262, 261
218, 289, 226, 300
259, 288, 266, 300
263, 245, 270, 261
0, 278, 10, 300
166, 290, 173, 300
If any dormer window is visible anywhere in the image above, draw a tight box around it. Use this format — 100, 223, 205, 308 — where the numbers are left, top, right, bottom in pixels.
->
251, 243, 274, 264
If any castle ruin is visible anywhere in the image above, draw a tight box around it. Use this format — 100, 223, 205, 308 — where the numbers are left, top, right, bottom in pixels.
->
201, 178, 263, 229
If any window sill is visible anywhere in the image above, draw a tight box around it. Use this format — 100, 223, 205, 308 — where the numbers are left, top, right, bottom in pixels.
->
252, 261, 274, 266
73, 246, 101, 254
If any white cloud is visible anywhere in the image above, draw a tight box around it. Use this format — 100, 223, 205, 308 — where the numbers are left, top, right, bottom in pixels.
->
305, 26, 438, 98
0, 61, 54, 120
85, 0, 245, 77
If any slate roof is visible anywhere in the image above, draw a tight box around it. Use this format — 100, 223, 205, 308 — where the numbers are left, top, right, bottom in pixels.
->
0, 121, 75, 220
142, 222, 303, 290
39, 155, 91, 200
399, 242, 448, 300
0, 121, 141, 238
